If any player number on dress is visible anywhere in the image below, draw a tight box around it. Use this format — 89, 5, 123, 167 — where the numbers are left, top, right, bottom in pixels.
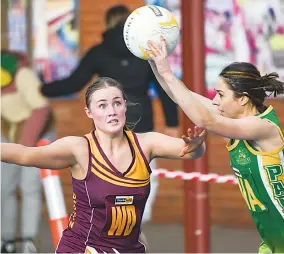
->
108, 205, 136, 236
237, 177, 266, 212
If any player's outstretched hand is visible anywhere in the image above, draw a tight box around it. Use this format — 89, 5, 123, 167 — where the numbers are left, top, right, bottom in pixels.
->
180, 126, 206, 157
147, 36, 172, 76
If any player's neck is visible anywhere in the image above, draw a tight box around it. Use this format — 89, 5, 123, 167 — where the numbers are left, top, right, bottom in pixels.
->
94, 129, 126, 154
238, 105, 259, 118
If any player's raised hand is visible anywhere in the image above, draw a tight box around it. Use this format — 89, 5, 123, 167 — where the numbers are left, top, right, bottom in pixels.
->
180, 126, 206, 157
147, 36, 172, 76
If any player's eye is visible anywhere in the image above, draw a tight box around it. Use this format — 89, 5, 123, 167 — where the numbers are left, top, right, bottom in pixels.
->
114, 101, 122, 107
99, 104, 106, 109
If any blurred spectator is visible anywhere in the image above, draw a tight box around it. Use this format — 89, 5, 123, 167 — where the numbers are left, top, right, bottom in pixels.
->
1, 50, 56, 253
41, 5, 179, 226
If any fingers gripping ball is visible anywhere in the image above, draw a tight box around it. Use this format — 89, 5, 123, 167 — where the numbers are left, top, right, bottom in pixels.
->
123, 5, 180, 60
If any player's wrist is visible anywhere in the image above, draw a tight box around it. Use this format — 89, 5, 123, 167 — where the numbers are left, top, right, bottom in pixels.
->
160, 70, 175, 81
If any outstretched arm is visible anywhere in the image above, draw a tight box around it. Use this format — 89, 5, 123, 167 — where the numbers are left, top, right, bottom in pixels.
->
148, 50, 218, 115
147, 38, 277, 141
140, 126, 206, 161
148, 65, 179, 129
148, 40, 217, 127
148, 60, 176, 103
1, 136, 80, 169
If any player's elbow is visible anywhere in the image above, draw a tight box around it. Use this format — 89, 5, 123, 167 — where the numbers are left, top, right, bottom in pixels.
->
196, 115, 216, 131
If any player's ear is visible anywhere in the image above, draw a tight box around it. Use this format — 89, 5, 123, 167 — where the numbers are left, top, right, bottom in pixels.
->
85, 107, 93, 119
240, 93, 250, 106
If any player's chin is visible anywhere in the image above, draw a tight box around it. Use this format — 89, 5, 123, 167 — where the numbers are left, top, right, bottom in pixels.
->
107, 124, 124, 134
222, 111, 233, 118
219, 110, 229, 117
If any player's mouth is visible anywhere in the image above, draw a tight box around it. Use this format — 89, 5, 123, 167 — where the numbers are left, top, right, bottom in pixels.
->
108, 119, 119, 124
218, 109, 224, 115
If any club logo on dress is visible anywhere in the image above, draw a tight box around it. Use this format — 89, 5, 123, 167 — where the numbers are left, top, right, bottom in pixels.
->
115, 196, 134, 205
236, 148, 251, 166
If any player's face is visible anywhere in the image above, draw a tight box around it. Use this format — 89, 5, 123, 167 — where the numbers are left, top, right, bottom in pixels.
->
85, 86, 127, 135
212, 77, 244, 118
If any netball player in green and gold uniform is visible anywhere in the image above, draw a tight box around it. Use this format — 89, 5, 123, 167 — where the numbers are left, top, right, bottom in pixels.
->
148, 37, 284, 253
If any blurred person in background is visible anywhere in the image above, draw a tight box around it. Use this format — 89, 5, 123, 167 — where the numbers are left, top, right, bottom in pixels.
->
41, 5, 180, 227
1, 50, 56, 253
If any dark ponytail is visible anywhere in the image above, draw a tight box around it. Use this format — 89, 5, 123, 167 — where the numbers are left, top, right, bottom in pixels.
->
261, 72, 284, 97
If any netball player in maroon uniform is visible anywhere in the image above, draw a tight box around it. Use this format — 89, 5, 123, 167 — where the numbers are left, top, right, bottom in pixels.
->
1, 77, 206, 253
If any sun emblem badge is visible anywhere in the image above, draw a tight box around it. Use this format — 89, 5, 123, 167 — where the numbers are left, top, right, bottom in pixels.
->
236, 148, 251, 166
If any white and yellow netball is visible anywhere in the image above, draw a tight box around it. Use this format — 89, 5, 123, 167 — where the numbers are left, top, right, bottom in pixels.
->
123, 5, 180, 60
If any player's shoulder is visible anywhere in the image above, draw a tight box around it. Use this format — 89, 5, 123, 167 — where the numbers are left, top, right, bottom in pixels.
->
60, 136, 89, 157
134, 132, 161, 147
134, 132, 150, 140
59, 136, 88, 147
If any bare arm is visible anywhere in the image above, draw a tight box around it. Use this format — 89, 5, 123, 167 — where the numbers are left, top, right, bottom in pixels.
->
147, 39, 278, 141
152, 71, 277, 140
1, 136, 80, 169
199, 114, 279, 140
140, 128, 206, 161
148, 60, 176, 102
149, 65, 179, 129
148, 59, 218, 115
